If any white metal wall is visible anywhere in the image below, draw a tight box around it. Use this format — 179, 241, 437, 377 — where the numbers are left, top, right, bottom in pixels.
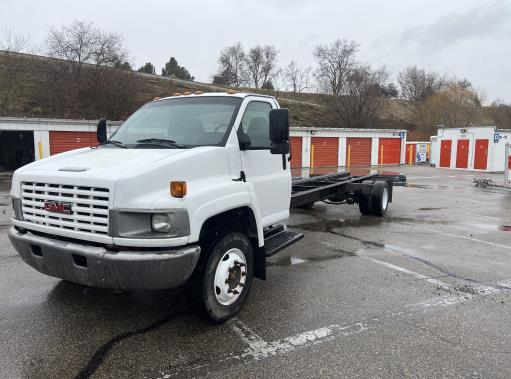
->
0, 117, 122, 160
434, 127, 511, 172
290, 127, 407, 168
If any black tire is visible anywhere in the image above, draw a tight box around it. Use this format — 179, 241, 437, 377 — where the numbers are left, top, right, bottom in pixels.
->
201, 232, 254, 323
358, 180, 373, 215
358, 196, 372, 215
371, 181, 389, 217
299, 202, 315, 209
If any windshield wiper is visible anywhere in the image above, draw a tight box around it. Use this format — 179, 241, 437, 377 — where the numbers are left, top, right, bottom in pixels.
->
135, 138, 188, 149
101, 140, 128, 149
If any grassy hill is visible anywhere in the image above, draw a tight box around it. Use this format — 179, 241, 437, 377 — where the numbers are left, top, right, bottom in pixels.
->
0, 51, 508, 140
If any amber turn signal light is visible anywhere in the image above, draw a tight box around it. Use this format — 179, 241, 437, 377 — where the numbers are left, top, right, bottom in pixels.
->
170, 181, 187, 198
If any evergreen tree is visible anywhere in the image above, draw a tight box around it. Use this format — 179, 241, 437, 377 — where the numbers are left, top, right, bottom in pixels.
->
137, 62, 156, 74
161, 57, 194, 81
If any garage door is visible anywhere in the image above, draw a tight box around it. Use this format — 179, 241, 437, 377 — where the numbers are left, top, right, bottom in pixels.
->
456, 140, 469, 169
347, 138, 371, 166
439, 140, 452, 168
311, 137, 339, 170
290, 137, 302, 169
474, 139, 489, 170
405, 144, 416, 164
49, 131, 98, 155
378, 138, 401, 165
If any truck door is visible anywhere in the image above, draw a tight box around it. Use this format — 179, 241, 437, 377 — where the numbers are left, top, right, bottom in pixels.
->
238, 99, 291, 225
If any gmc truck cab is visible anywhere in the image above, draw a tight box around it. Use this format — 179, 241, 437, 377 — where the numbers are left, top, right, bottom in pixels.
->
9, 92, 303, 321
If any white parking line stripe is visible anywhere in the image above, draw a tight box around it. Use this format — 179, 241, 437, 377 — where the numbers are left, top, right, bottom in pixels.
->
440, 232, 511, 251
230, 320, 267, 349
364, 257, 453, 290
156, 280, 511, 378
231, 320, 367, 360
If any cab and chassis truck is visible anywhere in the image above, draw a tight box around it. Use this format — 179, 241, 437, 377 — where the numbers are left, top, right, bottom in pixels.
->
8, 93, 404, 322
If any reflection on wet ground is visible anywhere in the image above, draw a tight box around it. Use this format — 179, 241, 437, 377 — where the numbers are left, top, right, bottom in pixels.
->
267, 249, 357, 267
407, 183, 466, 190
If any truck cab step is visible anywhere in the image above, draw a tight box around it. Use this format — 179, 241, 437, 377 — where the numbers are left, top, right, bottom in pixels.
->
264, 230, 304, 257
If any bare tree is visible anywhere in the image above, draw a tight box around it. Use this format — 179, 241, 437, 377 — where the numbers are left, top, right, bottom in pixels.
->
45, 21, 131, 117
333, 65, 390, 128
216, 42, 248, 87
283, 61, 311, 93
47, 20, 126, 75
244, 45, 280, 89
245, 46, 264, 88
397, 66, 446, 104
313, 39, 359, 95
0, 28, 30, 115
419, 84, 483, 133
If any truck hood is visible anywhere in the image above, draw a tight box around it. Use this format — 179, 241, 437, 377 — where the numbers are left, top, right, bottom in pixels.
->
18, 147, 187, 181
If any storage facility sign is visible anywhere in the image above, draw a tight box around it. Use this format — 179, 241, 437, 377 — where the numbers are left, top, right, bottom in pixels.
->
416, 143, 428, 163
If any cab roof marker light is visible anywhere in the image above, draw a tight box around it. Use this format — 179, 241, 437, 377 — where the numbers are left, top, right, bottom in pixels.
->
227, 90, 237, 94
173, 92, 182, 96
152, 96, 161, 101
183, 91, 192, 95
194, 91, 204, 95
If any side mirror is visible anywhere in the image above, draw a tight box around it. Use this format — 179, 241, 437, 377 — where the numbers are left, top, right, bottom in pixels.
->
237, 127, 251, 151
97, 118, 107, 144
269, 109, 290, 155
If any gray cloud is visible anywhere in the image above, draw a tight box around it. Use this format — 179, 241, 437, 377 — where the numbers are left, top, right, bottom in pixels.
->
398, 0, 511, 51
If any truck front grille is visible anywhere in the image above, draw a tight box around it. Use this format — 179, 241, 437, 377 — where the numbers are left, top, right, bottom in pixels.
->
21, 182, 110, 235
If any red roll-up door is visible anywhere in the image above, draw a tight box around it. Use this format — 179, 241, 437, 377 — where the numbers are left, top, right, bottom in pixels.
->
474, 139, 489, 170
290, 137, 302, 169
311, 137, 339, 169
49, 131, 98, 155
456, 140, 469, 169
439, 140, 452, 168
405, 144, 417, 164
347, 138, 371, 166
378, 138, 401, 165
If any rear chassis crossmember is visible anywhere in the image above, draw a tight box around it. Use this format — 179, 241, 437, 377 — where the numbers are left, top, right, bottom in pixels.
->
290, 172, 406, 208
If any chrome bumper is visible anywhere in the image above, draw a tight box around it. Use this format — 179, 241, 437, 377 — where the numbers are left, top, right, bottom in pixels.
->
8, 227, 200, 290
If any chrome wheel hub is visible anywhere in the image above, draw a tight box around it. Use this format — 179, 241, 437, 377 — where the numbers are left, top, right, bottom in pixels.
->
214, 248, 247, 305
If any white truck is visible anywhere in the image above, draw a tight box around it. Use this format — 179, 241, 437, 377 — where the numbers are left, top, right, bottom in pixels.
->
8, 92, 403, 322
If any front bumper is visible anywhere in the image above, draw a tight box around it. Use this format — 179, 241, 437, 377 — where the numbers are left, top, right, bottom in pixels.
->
8, 227, 200, 290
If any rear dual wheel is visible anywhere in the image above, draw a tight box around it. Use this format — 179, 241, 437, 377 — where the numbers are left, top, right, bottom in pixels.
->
358, 181, 389, 217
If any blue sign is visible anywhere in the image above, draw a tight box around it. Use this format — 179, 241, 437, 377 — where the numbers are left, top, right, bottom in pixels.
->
494, 133, 500, 143
399, 132, 405, 139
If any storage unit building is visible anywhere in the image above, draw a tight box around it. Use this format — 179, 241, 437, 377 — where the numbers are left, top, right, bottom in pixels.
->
0, 117, 408, 172
0, 117, 121, 171
433, 126, 511, 172
290, 127, 407, 170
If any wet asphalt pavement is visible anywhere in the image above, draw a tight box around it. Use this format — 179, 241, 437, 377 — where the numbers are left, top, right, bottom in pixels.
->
1, 167, 511, 378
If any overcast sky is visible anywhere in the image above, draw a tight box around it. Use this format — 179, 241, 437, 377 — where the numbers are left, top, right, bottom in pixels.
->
3, 0, 511, 102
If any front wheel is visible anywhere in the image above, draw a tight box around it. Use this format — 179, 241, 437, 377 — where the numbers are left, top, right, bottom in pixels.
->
201, 232, 254, 322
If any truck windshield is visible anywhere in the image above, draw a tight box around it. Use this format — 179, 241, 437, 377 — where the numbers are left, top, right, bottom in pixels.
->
109, 96, 242, 148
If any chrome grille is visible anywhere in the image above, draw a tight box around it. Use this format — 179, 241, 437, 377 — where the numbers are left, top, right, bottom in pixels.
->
21, 182, 110, 235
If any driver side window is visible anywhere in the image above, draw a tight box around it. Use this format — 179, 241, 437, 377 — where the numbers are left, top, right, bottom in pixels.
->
240, 101, 272, 149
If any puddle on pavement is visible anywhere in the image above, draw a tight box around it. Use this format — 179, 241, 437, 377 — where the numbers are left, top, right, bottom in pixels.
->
499, 225, 511, 232
268, 250, 356, 267
407, 183, 465, 191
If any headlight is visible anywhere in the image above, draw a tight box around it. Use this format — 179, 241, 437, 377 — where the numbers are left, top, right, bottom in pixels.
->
110, 209, 190, 238
151, 214, 171, 233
